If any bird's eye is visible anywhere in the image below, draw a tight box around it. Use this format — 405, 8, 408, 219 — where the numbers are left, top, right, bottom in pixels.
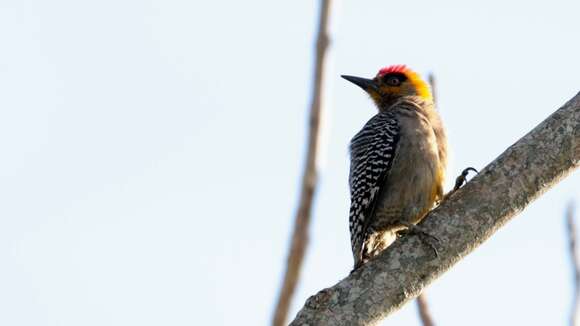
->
385, 76, 402, 86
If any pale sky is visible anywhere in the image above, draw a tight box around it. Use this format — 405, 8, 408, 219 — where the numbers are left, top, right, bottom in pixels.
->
1, 0, 579, 325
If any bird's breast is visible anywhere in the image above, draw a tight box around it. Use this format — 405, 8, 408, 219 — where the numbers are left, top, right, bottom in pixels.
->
375, 110, 446, 226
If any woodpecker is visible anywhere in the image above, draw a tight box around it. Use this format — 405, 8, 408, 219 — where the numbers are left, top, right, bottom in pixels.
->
342, 65, 448, 270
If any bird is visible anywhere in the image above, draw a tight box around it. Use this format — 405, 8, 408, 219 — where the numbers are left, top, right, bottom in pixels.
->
342, 65, 449, 270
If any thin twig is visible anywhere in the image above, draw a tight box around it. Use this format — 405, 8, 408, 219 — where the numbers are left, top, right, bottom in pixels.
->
290, 92, 580, 325
567, 202, 579, 326
271, 1, 334, 326
413, 72, 439, 326
428, 73, 437, 106
416, 294, 435, 326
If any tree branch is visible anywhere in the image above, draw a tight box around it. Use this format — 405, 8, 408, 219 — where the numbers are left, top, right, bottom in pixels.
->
415, 294, 435, 326
428, 73, 437, 106
290, 92, 580, 325
567, 202, 579, 326
271, 1, 334, 325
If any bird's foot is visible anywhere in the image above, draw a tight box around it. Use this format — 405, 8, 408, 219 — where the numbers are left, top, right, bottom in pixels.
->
396, 221, 440, 257
442, 167, 478, 201
453, 167, 478, 191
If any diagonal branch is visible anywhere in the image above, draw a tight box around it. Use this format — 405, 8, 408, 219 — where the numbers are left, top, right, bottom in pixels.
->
271, 1, 334, 325
290, 92, 580, 326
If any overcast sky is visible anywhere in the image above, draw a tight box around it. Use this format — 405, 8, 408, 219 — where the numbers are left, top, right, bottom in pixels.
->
1, 0, 579, 325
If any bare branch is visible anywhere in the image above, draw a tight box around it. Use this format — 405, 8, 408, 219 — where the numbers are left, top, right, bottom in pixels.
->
271, 1, 334, 325
567, 202, 579, 326
428, 73, 437, 106
416, 294, 435, 326
290, 92, 580, 325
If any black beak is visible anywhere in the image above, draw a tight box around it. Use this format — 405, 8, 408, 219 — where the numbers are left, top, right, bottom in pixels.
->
341, 75, 378, 91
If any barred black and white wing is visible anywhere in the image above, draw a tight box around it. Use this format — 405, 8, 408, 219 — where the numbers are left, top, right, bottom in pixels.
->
348, 112, 400, 267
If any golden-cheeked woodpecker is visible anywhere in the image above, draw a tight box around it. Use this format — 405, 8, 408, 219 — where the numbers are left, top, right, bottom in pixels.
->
342, 65, 451, 270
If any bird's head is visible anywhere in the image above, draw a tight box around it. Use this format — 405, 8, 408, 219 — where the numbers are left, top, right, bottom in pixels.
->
341, 65, 432, 110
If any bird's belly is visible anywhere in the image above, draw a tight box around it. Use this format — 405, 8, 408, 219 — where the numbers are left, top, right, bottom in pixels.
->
373, 136, 443, 229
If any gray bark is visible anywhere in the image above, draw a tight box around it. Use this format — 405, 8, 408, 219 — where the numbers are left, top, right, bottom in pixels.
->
290, 92, 580, 326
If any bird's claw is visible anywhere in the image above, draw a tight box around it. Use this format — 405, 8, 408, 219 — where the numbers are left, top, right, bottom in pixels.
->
453, 167, 478, 192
